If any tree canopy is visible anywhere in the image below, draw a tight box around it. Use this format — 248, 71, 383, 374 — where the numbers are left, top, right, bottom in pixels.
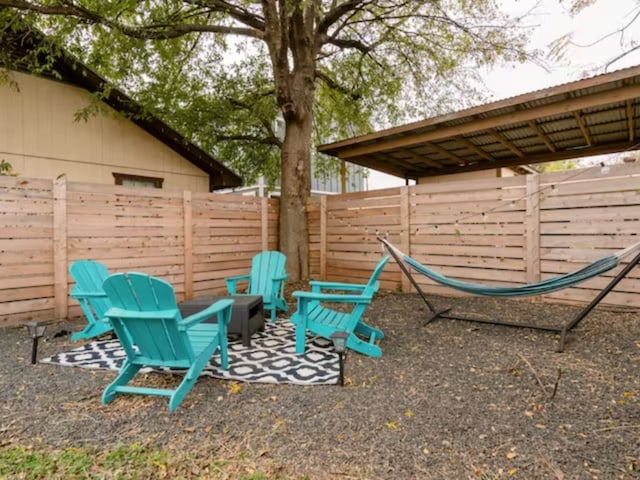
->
0, 1, 537, 280
555, 0, 640, 72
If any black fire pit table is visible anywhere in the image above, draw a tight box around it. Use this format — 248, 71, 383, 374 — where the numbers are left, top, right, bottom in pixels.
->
178, 295, 264, 347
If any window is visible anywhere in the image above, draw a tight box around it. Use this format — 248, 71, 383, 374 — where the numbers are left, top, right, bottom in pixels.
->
113, 172, 164, 189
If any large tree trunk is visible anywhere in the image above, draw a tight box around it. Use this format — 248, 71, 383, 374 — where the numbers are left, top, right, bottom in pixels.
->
262, 2, 317, 281
279, 110, 312, 281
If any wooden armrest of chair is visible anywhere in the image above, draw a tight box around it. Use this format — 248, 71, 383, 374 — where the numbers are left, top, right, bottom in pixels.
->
309, 280, 368, 293
71, 291, 108, 299
293, 290, 372, 304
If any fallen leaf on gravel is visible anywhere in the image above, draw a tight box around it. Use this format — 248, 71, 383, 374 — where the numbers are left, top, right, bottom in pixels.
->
508, 468, 517, 475
386, 421, 398, 429
229, 382, 242, 394
525, 411, 534, 417
422, 447, 430, 455
404, 410, 414, 418
506, 450, 517, 460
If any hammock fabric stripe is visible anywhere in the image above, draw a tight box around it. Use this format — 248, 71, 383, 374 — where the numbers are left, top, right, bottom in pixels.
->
403, 254, 620, 297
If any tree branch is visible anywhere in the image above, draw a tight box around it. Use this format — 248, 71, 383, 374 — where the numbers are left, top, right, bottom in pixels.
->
197, 0, 266, 31
0, 0, 264, 39
316, 0, 367, 37
227, 98, 282, 147
216, 132, 280, 146
315, 69, 360, 100
605, 43, 640, 71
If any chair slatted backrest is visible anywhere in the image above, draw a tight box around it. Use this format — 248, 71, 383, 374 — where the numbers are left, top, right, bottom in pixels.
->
102, 273, 194, 365
249, 251, 287, 298
70, 260, 111, 318
363, 256, 391, 294
343, 255, 391, 329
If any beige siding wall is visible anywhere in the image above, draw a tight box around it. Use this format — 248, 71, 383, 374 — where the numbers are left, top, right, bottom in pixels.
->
0, 71, 209, 192
418, 167, 515, 184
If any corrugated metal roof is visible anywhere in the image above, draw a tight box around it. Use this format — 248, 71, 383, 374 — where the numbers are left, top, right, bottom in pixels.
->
318, 65, 640, 179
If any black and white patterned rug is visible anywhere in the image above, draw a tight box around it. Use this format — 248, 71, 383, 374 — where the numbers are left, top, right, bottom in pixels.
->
41, 321, 339, 385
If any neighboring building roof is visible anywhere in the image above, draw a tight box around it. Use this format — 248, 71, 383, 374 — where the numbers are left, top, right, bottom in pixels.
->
318, 65, 640, 181
1, 26, 242, 190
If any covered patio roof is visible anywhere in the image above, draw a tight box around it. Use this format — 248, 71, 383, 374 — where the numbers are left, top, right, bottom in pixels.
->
318, 66, 640, 180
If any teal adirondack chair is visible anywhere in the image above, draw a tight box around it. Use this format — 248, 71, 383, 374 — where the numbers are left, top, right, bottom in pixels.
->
69, 260, 113, 340
291, 255, 390, 358
225, 251, 288, 322
101, 272, 233, 412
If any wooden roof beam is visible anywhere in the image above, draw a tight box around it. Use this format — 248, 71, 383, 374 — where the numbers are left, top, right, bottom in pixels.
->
376, 152, 422, 172
627, 100, 635, 142
331, 84, 640, 158
349, 155, 412, 179
528, 120, 556, 152
403, 149, 445, 169
424, 141, 465, 164
455, 136, 495, 162
414, 139, 639, 178
488, 129, 525, 157
573, 112, 593, 146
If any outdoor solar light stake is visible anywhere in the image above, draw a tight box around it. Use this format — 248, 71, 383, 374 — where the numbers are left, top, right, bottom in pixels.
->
331, 331, 349, 387
25, 321, 47, 365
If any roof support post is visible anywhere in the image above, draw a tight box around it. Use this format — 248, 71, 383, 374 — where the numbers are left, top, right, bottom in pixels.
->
525, 174, 541, 291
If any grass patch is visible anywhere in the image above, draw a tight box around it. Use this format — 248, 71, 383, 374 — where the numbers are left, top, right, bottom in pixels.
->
0, 443, 306, 480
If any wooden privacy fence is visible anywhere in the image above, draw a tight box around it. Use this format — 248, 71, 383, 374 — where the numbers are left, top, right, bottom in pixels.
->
2, 163, 639, 328
309, 163, 640, 308
0, 175, 279, 327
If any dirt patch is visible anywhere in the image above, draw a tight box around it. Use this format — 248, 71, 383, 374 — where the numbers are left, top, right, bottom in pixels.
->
1, 292, 640, 479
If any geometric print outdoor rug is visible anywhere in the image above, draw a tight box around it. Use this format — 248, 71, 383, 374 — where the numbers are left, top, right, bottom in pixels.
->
40, 321, 339, 385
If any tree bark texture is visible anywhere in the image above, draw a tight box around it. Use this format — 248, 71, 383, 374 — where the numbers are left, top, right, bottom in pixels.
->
263, 1, 317, 281
280, 113, 312, 281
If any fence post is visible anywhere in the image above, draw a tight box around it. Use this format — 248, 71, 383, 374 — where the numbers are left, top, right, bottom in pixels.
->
525, 175, 541, 292
400, 186, 411, 293
320, 195, 327, 280
53, 175, 68, 320
183, 190, 193, 300
261, 197, 269, 251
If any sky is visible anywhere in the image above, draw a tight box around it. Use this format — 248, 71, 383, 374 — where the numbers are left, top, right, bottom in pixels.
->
367, 0, 640, 189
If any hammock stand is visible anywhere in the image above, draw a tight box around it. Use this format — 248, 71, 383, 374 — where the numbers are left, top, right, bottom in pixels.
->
378, 236, 640, 352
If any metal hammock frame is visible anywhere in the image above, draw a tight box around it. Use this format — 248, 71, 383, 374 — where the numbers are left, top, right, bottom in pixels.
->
379, 236, 640, 352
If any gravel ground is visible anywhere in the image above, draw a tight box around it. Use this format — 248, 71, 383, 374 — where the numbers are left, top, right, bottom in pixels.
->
1, 290, 640, 479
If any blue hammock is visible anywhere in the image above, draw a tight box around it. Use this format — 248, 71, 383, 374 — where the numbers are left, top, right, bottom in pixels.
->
379, 236, 640, 352
386, 240, 640, 297
403, 255, 619, 297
